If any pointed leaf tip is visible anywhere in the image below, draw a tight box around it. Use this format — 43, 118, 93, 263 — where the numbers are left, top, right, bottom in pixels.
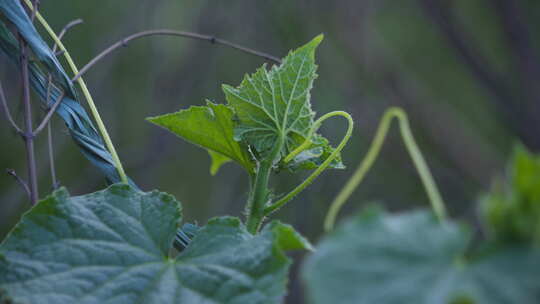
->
310, 34, 324, 47
267, 221, 314, 251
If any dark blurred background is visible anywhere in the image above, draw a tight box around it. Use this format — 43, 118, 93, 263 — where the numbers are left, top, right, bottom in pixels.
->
1, 1, 540, 302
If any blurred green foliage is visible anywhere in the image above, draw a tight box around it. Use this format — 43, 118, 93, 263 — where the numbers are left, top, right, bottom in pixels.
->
303, 206, 540, 303
482, 145, 540, 245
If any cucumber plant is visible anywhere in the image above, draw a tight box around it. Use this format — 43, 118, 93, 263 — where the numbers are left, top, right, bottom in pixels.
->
1, 1, 540, 303
147, 34, 351, 234
0, 2, 350, 302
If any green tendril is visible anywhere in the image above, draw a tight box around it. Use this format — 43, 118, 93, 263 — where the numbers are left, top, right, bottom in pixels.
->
264, 111, 354, 216
323, 107, 446, 232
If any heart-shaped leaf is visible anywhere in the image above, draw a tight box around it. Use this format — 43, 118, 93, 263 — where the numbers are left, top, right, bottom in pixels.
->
0, 184, 310, 304
302, 208, 540, 304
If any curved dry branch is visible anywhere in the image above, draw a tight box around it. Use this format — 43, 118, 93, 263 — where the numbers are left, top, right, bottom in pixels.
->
72, 29, 281, 81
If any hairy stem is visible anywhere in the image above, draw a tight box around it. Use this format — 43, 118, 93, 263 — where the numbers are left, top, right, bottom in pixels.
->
264, 111, 354, 215
23, 0, 129, 184
324, 107, 446, 231
246, 136, 284, 234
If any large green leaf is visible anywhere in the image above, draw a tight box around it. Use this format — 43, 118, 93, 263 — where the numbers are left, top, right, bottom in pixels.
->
0, 184, 311, 304
302, 208, 540, 304
223, 35, 343, 168
147, 101, 255, 174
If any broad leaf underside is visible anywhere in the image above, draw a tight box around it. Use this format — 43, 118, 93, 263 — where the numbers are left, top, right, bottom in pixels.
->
224, 35, 335, 165
223, 36, 319, 159
0, 185, 309, 304
223, 35, 343, 169
302, 208, 540, 304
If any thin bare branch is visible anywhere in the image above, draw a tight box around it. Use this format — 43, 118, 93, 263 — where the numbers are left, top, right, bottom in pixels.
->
34, 91, 65, 136
72, 29, 281, 81
41, 18, 82, 191
19, 35, 39, 205
0, 80, 23, 135
46, 18, 83, 105
55, 19, 84, 52
6, 168, 31, 199
47, 123, 59, 190
29, 0, 39, 22
46, 19, 84, 103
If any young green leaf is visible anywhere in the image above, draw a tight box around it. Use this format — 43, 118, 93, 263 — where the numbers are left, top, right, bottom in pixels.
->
223, 35, 343, 168
147, 101, 254, 174
482, 145, 540, 245
0, 185, 311, 304
302, 208, 540, 304
281, 135, 345, 171
208, 150, 233, 175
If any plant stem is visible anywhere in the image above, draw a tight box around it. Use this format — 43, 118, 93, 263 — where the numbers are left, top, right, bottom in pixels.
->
34, 91, 64, 136
20, 37, 38, 205
47, 122, 58, 189
56, 19, 84, 41
246, 136, 284, 234
264, 111, 354, 215
23, 0, 129, 184
324, 107, 446, 231
6, 169, 31, 199
0, 81, 23, 135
